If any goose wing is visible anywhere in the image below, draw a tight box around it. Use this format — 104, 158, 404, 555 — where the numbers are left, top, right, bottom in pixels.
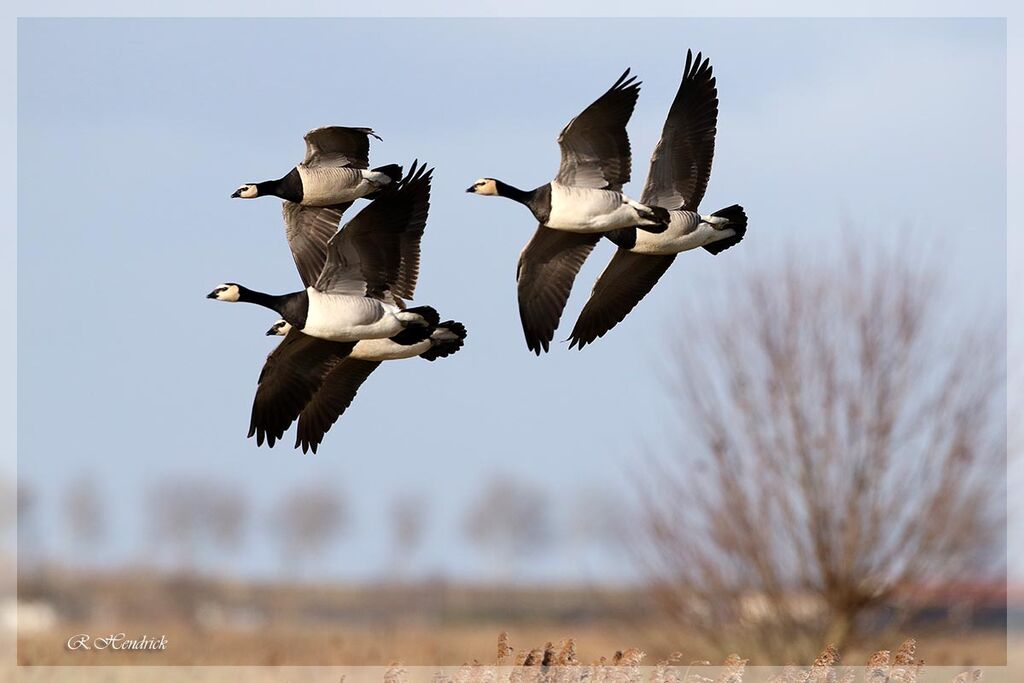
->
555, 69, 641, 191
517, 225, 601, 354
248, 329, 355, 448
294, 359, 382, 454
281, 202, 350, 288
640, 50, 718, 211
314, 162, 432, 301
568, 250, 676, 349
302, 126, 380, 169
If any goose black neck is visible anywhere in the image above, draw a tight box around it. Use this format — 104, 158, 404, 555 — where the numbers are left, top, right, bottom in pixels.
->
256, 168, 303, 202
494, 180, 535, 204
237, 286, 307, 322
495, 181, 551, 224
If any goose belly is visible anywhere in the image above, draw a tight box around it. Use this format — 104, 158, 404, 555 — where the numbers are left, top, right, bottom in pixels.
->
350, 338, 431, 361
297, 166, 377, 206
631, 211, 710, 255
302, 291, 404, 341
546, 185, 635, 232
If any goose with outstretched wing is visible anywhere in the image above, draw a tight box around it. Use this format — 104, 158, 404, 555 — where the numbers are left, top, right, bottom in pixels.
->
569, 50, 748, 350
466, 70, 673, 354
231, 126, 402, 210
265, 317, 467, 453
209, 162, 437, 342
211, 163, 465, 451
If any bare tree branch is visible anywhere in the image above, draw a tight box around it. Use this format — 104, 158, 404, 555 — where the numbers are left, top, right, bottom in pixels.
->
636, 243, 1005, 662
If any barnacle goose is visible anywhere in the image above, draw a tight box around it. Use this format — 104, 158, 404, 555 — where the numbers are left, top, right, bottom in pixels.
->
465, 69, 670, 353
568, 51, 748, 350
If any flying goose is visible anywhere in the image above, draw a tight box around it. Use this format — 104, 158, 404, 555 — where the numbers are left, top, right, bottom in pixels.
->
267, 318, 466, 362
235, 128, 404, 289
213, 163, 464, 452
209, 163, 435, 343
231, 126, 402, 210
264, 318, 467, 453
465, 69, 670, 354
568, 51, 748, 349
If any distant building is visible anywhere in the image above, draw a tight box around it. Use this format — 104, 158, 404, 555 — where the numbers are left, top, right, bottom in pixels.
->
2, 598, 58, 633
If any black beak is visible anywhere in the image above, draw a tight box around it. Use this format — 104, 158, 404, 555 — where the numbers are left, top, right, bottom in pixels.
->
465, 186, 475, 193
265, 327, 277, 336
206, 291, 219, 299
230, 189, 242, 198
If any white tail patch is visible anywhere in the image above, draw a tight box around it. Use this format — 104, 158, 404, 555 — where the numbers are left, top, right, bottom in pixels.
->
396, 311, 429, 325
350, 338, 429, 361
431, 328, 459, 342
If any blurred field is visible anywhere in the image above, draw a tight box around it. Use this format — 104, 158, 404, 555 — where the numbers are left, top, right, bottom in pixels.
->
14, 570, 1013, 666
15, 621, 1012, 667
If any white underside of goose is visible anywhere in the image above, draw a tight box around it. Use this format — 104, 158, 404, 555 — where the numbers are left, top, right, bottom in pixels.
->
296, 166, 391, 206
301, 288, 410, 342
350, 338, 431, 361
630, 210, 736, 255
348, 326, 462, 361
546, 183, 660, 233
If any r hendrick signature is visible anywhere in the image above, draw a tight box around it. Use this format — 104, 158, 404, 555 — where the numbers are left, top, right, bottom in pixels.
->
66, 633, 168, 651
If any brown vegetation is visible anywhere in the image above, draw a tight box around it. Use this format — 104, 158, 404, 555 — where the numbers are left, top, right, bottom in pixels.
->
15, 571, 1009, 666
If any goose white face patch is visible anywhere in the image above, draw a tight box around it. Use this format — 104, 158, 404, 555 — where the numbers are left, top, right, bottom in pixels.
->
267, 319, 291, 336
235, 184, 258, 199
209, 284, 241, 302
468, 178, 498, 196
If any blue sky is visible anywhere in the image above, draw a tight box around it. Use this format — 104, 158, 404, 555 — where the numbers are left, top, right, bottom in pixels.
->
16, 17, 1007, 582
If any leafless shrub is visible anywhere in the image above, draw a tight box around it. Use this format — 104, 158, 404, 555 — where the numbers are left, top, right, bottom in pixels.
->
388, 490, 428, 578
636, 244, 1006, 661
62, 473, 106, 551
15, 482, 39, 565
463, 475, 552, 577
271, 482, 347, 576
147, 477, 248, 572
0, 476, 16, 538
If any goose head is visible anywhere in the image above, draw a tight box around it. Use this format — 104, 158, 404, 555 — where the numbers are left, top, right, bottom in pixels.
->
266, 319, 292, 336
466, 178, 500, 196
231, 184, 260, 199
206, 283, 242, 302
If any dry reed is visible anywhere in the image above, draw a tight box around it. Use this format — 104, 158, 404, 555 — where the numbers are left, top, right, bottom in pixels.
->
419, 635, 982, 683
